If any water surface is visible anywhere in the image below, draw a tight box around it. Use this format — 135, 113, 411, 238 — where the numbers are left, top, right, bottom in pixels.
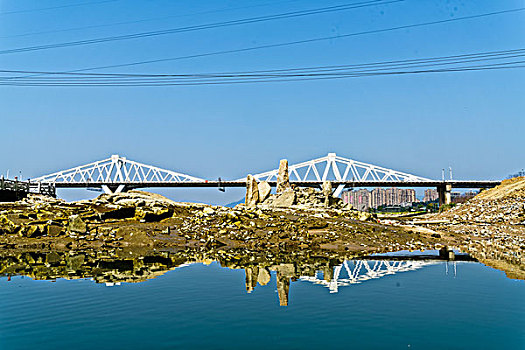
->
0, 250, 522, 349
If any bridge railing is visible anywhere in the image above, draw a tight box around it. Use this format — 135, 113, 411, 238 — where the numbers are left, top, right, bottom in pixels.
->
0, 178, 56, 197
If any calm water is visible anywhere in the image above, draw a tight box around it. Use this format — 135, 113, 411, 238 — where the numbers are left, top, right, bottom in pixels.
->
0, 251, 523, 350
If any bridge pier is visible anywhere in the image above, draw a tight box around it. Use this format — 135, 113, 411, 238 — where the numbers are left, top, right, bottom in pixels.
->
101, 184, 127, 195
437, 184, 452, 206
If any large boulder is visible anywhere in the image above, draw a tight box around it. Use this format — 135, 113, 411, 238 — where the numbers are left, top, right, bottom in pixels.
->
68, 215, 87, 234
272, 189, 295, 208
245, 175, 260, 208
322, 181, 333, 207
135, 207, 173, 222
258, 181, 271, 203
276, 159, 291, 194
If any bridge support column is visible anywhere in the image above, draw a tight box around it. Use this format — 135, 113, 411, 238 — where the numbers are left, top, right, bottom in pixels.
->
437, 184, 452, 206
333, 184, 345, 198
101, 184, 127, 195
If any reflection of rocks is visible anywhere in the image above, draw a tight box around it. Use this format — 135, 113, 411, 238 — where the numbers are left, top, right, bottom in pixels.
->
0, 247, 487, 305
0, 248, 364, 305
245, 266, 259, 293
257, 267, 271, 286
276, 272, 290, 306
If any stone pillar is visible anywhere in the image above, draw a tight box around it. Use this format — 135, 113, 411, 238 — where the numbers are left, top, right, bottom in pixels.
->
322, 181, 333, 207
437, 184, 452, 206
245, 175, 259, 207
276, 159, 291, 194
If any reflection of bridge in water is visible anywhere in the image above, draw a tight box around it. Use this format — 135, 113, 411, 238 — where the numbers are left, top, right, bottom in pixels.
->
299, 260, 437, 294
0, 249, 471, 307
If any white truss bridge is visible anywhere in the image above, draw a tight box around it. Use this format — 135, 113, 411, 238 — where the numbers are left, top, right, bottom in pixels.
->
300, 260, 437, 293
250, 152, 430, 183
31, 152, 497, 195
33, 154, 205, 194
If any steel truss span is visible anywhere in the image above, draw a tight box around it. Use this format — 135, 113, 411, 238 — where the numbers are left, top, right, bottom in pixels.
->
250, 152, 431, 196
32, 152, 499, 194
251, 153, 431, 183
32, 154, 203, 193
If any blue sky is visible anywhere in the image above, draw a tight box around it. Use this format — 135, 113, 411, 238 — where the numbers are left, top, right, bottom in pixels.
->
1, 0, 524, 203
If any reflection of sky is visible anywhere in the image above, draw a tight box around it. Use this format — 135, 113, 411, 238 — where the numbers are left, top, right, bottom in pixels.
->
0, 260, 523, 349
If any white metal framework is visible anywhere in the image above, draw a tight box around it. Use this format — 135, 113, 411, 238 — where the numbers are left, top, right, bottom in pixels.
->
249, 153, 432, 196
300, 260, 436, 293
252, 153, 431, 183
33, 155, 204, 193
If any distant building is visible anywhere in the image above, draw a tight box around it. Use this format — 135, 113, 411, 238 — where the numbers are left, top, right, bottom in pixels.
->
343, 187, 417, 211
342, 188, 370, 211
423, 189, 438, 202
452, 190, 478, 204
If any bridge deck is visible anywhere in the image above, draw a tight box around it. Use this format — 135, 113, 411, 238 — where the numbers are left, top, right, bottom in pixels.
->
52, 180, 501, 189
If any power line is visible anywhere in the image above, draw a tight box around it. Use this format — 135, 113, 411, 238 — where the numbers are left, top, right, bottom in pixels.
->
2, 48, 523, 78
28, 6, 523, 76
2, 65, 523, 86
0, 0, 401, 55
0, 0, 119, 16
1, 49, 522, 86
0, 0, 303, 39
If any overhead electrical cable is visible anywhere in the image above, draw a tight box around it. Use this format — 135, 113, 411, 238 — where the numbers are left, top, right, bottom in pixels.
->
0, 0, 303, 39
1, 48, 522, 86
1, 48, 522, 78
17, 6, 522, 77
0, 0, 119, 15
2, 64, 523, 87
0, 0, 402, 55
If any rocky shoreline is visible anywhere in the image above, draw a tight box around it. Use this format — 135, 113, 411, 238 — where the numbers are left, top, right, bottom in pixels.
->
0, 163, 523, 280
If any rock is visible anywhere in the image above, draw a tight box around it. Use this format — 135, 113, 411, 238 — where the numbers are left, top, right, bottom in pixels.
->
99, 206, 136, 220
68, 215, 87, 234
276, 159, 291, 194
272, 189, 295, 208
25, 225, 44, 238
136, 207, 173, 222
47, 224, 63, 236
322, 181, 333, 196
322, 181, 333, 207
245, 175, 259, 208
357, 211, 373, 221
258, 181, 271, 202
0, 215, 20, 234
203, 207, 215, 215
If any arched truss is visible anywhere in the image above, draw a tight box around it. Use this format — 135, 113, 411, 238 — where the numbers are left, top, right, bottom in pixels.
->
33, 154, 204, 186
300, 260, 436, 293
252, 153, 432, 183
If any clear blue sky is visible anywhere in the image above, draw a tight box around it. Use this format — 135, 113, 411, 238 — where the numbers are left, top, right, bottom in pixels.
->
1, 0, 524, 203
